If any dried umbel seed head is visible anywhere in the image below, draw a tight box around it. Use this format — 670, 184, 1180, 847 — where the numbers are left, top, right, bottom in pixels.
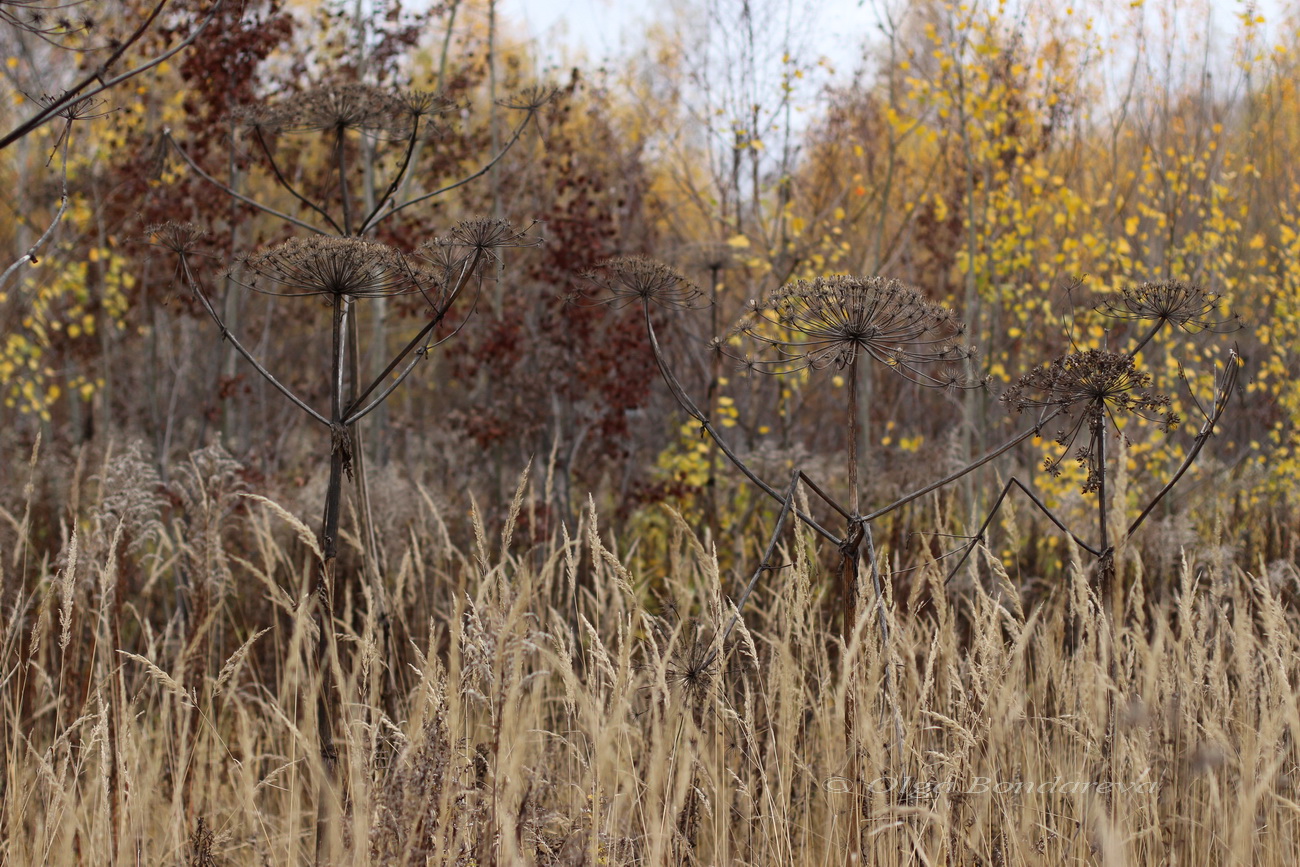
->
447, 218, 540, 255
660, 620, 718, 712
145, 221, 206, 256
275, 83, 411, 137
1002, 349, 1178, 489
232, 236, 420, 300
32, 89, 111, 123
584, 256, 705, 309
1, 0, 95, 42
230, 102, 289, 134
495, 85, 559, 112
417, 219, 541, 278
1096, 279, 1240, 333
736, 275, 973, 385
397, 89, 456, 119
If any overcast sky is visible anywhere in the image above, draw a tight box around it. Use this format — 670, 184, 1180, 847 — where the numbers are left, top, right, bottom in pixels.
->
498, 0, 1292, 79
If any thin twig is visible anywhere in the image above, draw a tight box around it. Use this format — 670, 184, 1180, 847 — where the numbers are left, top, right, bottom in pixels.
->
797, 471, 852, 521
944, 476, 1102, 585
362, 109, 535, 233
252, 127, 344, 234
2, 0, 226, 149
0, 135, 70, 291
345, 249, 482, 417
862, 409, 1062, 522
357, 116, 424, 231
1128, 350, 1239, 537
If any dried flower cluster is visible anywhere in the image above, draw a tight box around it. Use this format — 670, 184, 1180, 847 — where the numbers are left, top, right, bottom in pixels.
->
145, 221, 206, 256
231, 236, 421, 300
584, 256, 705, 309
232, 83, 452, 139
1096, 279, 1240, 333
1002, 349, 1178, 489
2, 0, 95, 43
735, 275, 973, 383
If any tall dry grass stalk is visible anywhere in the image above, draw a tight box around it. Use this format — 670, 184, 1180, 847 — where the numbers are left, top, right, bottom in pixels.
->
2, 455, 1299, 865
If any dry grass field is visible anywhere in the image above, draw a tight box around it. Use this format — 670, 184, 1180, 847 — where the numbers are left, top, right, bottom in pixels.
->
2, 443, 1296, 866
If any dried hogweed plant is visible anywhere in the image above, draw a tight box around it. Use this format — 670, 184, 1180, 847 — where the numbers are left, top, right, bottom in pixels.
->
589, 263, 1242, 778
150, 217, 536, 804
945, 279, 1241, 621
586, 262, 994, 762
153, 74, 551, 858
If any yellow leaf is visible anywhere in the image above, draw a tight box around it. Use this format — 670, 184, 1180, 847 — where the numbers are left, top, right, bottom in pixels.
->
1125, 216, 1140, 236
834, 207, 846, 221
726, 235, 750, 249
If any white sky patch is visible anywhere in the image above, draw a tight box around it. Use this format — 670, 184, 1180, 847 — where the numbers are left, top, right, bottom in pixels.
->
498, 0, 1293, 80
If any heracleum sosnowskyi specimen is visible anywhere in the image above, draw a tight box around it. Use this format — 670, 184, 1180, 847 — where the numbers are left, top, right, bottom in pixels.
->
582, 255, 706, 310
1096, 279, 1240, 351
1001, 349, 1177, 492
734, 275, 972, 383
232, 236, 423, 300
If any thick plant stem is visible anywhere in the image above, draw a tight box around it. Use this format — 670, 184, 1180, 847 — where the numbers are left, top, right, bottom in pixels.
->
336, 128, 354, 237
838, 521, 864, 772
847, 357, 861, 516
314, 296, 351, 864
841, 358, 863, 760
1097, 415, 1108, 556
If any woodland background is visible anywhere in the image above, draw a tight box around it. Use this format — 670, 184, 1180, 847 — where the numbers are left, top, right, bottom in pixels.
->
1, 0, 1298, 565
3, 0, 1300, 863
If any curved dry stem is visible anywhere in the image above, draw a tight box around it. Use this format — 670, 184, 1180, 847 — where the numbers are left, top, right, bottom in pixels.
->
165, 132, 329, 235
944, 476, 1102, 586
179, 255, 329, 426
358, 115, 425, 231
363, 108, 535, 232
252, 127, 344, 234
1127, 350, 1239, 537
0, 135, 69, 291
345, 248, 483, 419
862, 406, 1063, 522
642, 304, 842, 545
